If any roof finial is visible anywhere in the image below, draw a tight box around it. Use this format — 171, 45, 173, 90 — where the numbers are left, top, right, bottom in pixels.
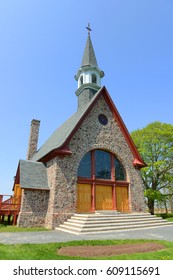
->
86, 23, 92, 35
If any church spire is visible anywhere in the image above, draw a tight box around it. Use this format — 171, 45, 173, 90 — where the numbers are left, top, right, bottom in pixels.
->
81, 24, 98, 68
75, 25, 104, 108
81, 34, 98, 68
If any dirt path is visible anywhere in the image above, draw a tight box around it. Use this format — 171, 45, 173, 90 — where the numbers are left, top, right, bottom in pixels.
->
58, 242, 165, 257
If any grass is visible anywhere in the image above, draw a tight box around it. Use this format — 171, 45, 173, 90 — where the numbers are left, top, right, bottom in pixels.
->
1, 214, 173, 259
0, 224, 49, 232
0, 239, 173, 260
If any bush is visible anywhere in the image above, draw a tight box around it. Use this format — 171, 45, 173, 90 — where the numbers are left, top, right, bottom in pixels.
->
156, 213, 173, 219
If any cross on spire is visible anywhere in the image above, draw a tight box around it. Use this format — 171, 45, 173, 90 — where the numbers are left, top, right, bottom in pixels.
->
86, 23, 92, 35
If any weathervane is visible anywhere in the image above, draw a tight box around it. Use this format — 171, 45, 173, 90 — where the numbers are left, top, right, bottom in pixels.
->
86, 23, 92, 35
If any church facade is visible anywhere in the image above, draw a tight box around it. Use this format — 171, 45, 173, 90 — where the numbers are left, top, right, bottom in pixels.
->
13, 31, 146, 228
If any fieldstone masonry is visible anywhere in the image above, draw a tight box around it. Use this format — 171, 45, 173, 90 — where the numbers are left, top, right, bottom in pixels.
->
45, 95, 145, 228
17, 189, 49, 227
17, 94, 145, 228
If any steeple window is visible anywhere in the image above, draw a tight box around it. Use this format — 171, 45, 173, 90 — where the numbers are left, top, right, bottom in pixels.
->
92, 73, 97, 84
80, 75, 83, 86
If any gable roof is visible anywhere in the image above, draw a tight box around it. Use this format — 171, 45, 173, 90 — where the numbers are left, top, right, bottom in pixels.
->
14, 160, 49, 190
32, 86, 146, 168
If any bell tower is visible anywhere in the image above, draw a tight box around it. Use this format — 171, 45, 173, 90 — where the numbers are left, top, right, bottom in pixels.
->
75, 24, 104, 109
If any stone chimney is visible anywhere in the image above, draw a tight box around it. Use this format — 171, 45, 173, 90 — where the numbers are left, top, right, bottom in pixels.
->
27, 119, 40, 160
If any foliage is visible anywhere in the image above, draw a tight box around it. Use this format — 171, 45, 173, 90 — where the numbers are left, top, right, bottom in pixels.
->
0, 239, 172, 260
156, 213, 173, 219
131, 121, 173, 214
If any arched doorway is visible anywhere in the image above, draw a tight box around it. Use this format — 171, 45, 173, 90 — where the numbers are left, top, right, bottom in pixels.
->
77, 149, 129, 212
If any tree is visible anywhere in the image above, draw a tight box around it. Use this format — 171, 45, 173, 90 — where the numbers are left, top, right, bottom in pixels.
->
131, 121, 173, 214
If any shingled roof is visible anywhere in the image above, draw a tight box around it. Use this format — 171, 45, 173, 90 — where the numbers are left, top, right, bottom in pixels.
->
19, 160, 49, 190
32, 87, 103, 162
81, 33, 98, 67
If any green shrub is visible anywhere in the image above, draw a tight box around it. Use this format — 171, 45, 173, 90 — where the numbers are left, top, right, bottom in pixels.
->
156, 213, 173, 219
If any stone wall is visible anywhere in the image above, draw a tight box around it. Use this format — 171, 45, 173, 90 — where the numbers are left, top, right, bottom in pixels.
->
45, 95, 145, 228
44, 157, 77, 228
17, 189, 49, 227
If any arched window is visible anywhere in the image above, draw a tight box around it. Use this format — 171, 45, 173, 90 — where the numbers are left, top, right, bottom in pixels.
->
80, 75, 83, 86
92, 73, 97, 84
77, 150, 126, 181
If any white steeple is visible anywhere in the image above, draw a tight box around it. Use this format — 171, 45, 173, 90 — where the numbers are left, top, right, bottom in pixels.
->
75, 25, 104, 104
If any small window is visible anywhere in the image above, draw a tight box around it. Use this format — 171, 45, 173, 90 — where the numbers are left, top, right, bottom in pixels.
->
92, 73, 97, 84
80, 75, 83, 85
115, 157, 126, 180
98, 114, 108, 125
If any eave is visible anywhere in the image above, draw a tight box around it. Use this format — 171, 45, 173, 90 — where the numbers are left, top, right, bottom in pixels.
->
38, 146, 72, 163
133, 158, 147, 169
12, 164, 20, 191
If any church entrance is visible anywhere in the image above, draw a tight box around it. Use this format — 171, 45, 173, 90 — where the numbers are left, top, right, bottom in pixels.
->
77, 184, 113, 212
77, 183, 129, 212
96, 185, 112, 210
77, 150, 129, 213
116, 186, 129, 212
77, 184, 91, 212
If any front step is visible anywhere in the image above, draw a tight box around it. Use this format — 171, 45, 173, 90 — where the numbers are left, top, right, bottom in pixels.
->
56, 212, 173, 235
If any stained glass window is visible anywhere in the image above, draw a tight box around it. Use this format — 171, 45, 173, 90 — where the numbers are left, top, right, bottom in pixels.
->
78, 150, 126, 181
95, 150, 111, 179
115, 157, 126, 180
77, 152, 91, 178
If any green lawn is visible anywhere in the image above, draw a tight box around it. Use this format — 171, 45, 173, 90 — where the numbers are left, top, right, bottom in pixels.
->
0, 224, 49, 232
167, 217, 173, 222
0, 239, 173, 260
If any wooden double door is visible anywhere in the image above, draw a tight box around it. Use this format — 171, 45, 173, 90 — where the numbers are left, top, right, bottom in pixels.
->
77, 184, 129, 213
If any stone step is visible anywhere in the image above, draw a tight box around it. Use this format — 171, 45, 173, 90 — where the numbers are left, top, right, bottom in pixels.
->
72, 213, 154, 220
63, 218, 164, 227
56, 212, 173, 235
70, 216, 162, 223
71, 214, 162, 220
57, 221, 173, 235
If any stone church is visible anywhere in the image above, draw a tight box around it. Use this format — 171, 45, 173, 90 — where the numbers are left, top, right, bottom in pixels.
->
13, 30, 146, 228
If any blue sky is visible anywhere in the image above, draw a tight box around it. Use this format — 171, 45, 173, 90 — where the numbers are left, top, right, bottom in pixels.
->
0, 0, 173, 194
